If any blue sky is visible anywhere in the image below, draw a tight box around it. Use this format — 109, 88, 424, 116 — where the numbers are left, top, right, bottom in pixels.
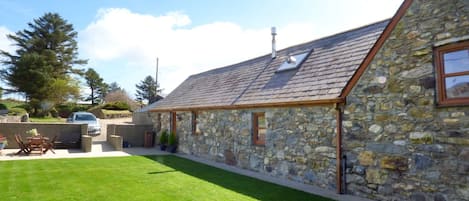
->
0, 0, 403, 100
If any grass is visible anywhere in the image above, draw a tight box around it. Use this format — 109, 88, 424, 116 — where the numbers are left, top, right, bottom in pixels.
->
102, 109, 132, 115
0, 99, 28, 115
0, 155, 333, 201
29, 117, 65, 123
0, 99, 25, 108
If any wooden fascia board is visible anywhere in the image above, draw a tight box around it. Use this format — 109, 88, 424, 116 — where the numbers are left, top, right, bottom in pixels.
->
150, 98, 345, 112
339, 0, 414, 98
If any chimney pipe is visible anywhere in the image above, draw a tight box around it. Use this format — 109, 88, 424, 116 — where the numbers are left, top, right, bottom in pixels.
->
271, 27, 277, 59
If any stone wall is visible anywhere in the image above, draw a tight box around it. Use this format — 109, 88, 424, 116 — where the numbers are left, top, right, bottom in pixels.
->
132, 111, 154, 125
106, 124, 155, 147
0, 122, 86, 149
344, 1, 469, 200
154, 105, 339, 190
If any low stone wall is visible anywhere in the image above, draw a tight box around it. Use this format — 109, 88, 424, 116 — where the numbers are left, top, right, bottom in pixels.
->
107, 124, 155, 147
0, 122, 87, 149
0, 116, 21, 123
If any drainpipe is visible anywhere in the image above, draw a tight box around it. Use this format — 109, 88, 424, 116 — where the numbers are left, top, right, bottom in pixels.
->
335, 103, 344, 194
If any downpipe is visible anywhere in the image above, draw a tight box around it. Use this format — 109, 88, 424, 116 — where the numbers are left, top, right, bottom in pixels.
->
342, 154, 347, 194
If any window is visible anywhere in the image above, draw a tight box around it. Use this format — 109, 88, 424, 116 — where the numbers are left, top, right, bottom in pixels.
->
435, 41, 469, 106
252, 112, 266, 145
276, 51, 310, 72
192, 111, 201, 135
170, 112, 176, 134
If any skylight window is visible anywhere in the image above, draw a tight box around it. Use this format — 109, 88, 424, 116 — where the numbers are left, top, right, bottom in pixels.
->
277, 52, 309, 72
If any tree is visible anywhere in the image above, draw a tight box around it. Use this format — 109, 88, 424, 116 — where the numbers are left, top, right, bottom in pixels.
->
108, 82, 122, 93
84, 68, 107, 105
104, 89, 138, 111
0, 12, 86, 114
135, 75, 162, 104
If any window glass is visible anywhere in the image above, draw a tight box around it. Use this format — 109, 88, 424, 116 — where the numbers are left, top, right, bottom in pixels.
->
435, 41, 469, 106
277, 52, 309, 72
192, 112, 201, 135
443, 49, 469, 74
76, 114, 96, 121
445, 75, 469, 98
257, 115, 266, 143
253, 113, 266, 145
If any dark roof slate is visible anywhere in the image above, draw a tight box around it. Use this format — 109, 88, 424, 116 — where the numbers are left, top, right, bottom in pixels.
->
153, 19, 389, 110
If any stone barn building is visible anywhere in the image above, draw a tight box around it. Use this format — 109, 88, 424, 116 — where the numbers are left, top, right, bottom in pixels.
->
150, 0, 469, 200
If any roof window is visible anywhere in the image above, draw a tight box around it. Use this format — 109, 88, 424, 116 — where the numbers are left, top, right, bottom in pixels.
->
276, 52, 309, 72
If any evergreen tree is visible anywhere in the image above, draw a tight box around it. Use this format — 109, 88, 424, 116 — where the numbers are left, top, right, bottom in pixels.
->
0, 12, 86, 114
108, 82, 122, 93
84, 68, 107, 105
135, 75, 162, 104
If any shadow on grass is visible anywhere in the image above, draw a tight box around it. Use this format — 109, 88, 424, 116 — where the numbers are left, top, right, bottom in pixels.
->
144, 155, 333, 201
147, 170, 177, 174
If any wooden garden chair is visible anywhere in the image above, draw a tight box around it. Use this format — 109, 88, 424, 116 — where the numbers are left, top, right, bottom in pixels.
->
43, 135, 57, 154
14, 134, 31, 155
28, 136, 45, 155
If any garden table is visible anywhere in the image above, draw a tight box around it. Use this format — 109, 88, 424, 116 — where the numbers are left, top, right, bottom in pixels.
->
27, 136, 49, 155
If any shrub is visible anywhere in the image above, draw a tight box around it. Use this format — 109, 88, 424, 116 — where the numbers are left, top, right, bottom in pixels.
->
56, 103, 92, 118
18, 104, 33, 114
103, 101, 130, 110
168, 132, 177, 146
0, 103, 7, 110
159, 130, 168, 145
8, 107, 27, 116
50, 108, 59, 118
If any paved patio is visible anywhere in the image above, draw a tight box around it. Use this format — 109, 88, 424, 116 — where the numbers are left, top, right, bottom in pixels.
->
0, 142, 372, 201
0, 141, 169, 161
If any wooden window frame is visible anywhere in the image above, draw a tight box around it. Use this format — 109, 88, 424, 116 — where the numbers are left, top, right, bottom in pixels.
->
191, 111, 198, 135
252, 112, 266, 146
435, 40, 469, 106
170, 112, 176, 135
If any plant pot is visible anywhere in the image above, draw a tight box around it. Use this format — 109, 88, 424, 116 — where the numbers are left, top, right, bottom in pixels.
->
160, 144, 167, 151
167, 145, 177, 153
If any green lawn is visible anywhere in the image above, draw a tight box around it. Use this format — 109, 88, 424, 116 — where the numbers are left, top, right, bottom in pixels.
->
0, 155, 333, 201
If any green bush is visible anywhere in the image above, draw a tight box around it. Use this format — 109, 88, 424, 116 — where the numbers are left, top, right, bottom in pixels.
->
18, 104, 33, 114
168, 132, 177, 146
56, 103, 92, 118
50, 108, 59, 118
0, 103, 7, 110
8, 107, 27, 116
159, 130, 168, 145
102, 101, 130, 110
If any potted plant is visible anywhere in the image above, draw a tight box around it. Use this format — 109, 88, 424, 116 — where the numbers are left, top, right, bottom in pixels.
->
159, 130, 168, 151
167, 132, 177, 153
26, 128, 39, 136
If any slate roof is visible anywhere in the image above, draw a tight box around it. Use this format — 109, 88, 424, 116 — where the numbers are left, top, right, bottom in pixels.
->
152, 19, 389, 111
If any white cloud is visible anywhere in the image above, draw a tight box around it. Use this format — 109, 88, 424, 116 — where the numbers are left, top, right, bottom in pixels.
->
79, 8, 317, 95
0, 26, 15, 54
